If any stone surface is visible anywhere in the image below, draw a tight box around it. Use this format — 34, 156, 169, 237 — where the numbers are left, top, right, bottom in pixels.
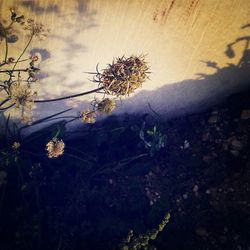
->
0, 0, 250, 135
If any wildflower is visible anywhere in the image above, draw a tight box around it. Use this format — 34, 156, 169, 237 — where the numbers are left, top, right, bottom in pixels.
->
12, 141, 20, 152
97, 98, 116, 114
10, 82, 36, 109
24, 19, 49, 40
46, 138, 65, 158
98, 55, 149, 97
10, 80, 37, 124
81, 109, 96, 123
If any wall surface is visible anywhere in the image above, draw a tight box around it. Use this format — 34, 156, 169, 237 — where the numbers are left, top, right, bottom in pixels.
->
0, 0, 250, 133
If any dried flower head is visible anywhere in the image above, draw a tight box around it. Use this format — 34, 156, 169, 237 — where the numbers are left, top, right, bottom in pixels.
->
10, 9, 25, 25
46, 138, 65, 158
24, 19, 49, 40
10, 81, 36, 109
97, 55, 149, 97
81, 109, 96, 124
7, 57, 15, 63
97, 98, 116, 114
9, 79, 37, 124
12, 141, 20, 152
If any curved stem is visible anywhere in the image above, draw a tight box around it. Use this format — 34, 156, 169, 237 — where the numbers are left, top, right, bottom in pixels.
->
34, 87, 104, 103
0, 98, 11, 107
4, 29, 8, 63
12, 33, 34, 71
0, 103, 15, 111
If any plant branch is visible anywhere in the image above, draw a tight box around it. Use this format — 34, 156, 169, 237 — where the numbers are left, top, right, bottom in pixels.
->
34, 87, 104, 103
0, 69, 28, 73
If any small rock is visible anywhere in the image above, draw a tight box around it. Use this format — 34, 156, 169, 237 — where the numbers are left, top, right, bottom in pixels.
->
183, 193, 188, 199
193, 185, 199, 193
231, 139, 243, 150
208, 115, 219, 124
183, 140, 190, 149
206, 189, 211, 195
240, 109, 250, 120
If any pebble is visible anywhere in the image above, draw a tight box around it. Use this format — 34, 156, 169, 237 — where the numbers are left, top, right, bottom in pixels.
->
208, 115, 219, 124
206, 189, 211, 195
183, 193, 188, 199
184, 140, 190, 149
231, 139, 243, 150
193, 185, 199, 193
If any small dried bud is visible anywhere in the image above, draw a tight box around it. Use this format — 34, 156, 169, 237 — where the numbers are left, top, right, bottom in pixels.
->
7, 57, 15, 63
81, 110, 96, 124
97, 98, 116, 114
12, 141, 20, 152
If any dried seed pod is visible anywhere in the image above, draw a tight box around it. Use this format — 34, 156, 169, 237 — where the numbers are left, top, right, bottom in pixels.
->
97, 98, 116, 114
81, 109, 96, 124
97, 55, 149, 97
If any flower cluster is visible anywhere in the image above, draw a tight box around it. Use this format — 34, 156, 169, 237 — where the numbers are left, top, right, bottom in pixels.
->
97, 98, 116, 114
24, 19, 49, 40
81, 109, 96, 124
9, 76, 37, 124
46, 138, 65, 158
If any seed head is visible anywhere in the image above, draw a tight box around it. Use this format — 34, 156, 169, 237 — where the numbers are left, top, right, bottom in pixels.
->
81, 110, 96, 124
97, 98, 116, 114
97, 55, 149, 97
46, 138, 65, 158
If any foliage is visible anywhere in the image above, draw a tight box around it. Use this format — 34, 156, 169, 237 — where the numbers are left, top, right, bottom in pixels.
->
132, 122, 167, 156
120, 213, 170, 250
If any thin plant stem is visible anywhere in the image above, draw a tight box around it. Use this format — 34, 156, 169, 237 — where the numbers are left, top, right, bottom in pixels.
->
92, 153, 148, 177
34, 87, 104, 103
64, 152, 91, 164
4, 29, 8, 63
2, 21, 14, 63
0, 98, 11, 107
0, 69, 28, 73
19, 108, 73, 130
12, 33, 34, 71
0, 103, 15, 111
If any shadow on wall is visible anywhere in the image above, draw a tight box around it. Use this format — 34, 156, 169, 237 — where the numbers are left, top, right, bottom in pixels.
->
117, 24, 250, 120
14, 24, 250, 136
20, 0, 98, 92
20, 0, 60, 14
